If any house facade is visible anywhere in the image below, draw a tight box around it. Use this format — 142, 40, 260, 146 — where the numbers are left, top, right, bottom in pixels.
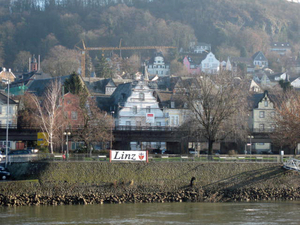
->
183, 56, 201, 74
252, 51, 268, 69
200, 52, 220, 74
147, 52, 170, 77
270, 42, 291, 55
0, 92, 18, 150
117, 80, 167, 150
189, 42, 211, 54
250, 91, 275, 153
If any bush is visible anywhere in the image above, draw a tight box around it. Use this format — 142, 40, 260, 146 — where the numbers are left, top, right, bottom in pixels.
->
228, 150, 237, 155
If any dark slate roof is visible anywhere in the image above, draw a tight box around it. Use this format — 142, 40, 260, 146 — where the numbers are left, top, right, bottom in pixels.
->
230, 57, 252, 65
249, 90, 277, 108
252, 51, 267, 61
96, 95, 113, 112
27, 75, 72, 96
271, 42, 291, 48
155, 91, 186, 109
110, 82, 132, 105
0, 92, 18, 105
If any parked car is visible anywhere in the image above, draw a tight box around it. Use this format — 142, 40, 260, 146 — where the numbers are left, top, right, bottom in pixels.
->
25, 147, 39, 153
0, 166, 10, 180
8, 150, 31, 155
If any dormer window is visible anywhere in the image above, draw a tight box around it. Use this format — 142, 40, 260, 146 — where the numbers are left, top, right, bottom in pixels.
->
171, 101, 175, 108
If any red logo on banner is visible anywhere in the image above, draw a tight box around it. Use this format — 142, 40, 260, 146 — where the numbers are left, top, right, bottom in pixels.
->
139, 153, 144, 160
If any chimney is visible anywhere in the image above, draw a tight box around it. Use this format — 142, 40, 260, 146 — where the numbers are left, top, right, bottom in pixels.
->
38, 55, 41, 71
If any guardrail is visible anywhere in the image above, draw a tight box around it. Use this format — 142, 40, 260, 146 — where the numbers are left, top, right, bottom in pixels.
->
0, 154, 296, 163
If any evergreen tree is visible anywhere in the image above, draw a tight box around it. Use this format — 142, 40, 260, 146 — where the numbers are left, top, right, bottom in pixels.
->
64, 73, 84, 95
94, 55, 113, 78
279, 79, 292, 92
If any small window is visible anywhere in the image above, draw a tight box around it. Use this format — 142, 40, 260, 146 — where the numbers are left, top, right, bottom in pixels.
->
133, 106, 137, 114
259, 111, 265, 118
146, 106, 151, 113
264, 101, 268, 107
156, 122, 161, 126
171, 101, 175, 108
67, 100, 71, 104
271, 112, 275, 118
126, 121, 131, 126
71, 111, 78, 120
139, 93, 144, 100
0, 106, 2, 114
259, 124, 264, 131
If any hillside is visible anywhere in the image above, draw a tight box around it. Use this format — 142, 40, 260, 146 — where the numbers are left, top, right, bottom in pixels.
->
0, 0, 300, 70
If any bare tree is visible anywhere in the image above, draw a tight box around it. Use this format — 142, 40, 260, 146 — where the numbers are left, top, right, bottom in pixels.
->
181, 72, 249, 155
73, 96, 114, 155
271, 90, 300, 155
41, 45, 80, 77
31, 79, 65, 154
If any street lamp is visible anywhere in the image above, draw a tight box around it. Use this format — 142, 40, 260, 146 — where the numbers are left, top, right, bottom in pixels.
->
1, 68, 11, 168
64, 131, 71, 159
248, 135, 254, 154
110, 111, 114, 149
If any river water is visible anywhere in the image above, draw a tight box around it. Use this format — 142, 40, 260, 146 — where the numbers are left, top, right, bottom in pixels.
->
0, 201, 299, 224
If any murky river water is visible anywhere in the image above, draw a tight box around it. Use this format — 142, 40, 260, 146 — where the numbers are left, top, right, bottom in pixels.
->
0, 201, 299, 224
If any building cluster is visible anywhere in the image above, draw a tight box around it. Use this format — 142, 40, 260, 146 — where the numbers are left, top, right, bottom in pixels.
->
0, 40, 300, 154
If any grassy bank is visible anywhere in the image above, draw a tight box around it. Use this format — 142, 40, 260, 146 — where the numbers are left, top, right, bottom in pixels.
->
2, 162, 299, 192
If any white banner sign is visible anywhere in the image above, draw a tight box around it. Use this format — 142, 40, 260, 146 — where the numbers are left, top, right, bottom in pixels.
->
110, 150, 148, 162
146, 113, 155, 123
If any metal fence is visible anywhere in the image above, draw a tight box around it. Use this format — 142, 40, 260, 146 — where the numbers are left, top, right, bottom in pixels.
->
1, 153, 296, 164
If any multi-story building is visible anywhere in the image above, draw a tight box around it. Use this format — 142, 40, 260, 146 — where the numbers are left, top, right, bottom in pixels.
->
0, 92, 19, 150
147, 52, 170, 77
250, 90, 275, 153
116, 79, 167, 150
200, 52, 220, 74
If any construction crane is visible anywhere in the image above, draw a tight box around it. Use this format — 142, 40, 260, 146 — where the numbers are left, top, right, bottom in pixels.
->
75, 39, 177, 77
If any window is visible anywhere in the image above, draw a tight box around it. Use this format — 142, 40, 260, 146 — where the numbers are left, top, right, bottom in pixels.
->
156, 122, 161, 126
71, 111, 78, 120
259, 124, 264, 131
139, 93, 144, 100
126, 121, 131, 126
146, 106, 151, 113
9, 106, 13, 114
0, 106, 2, 114
259, 111, 265, 118
184, 102, 188, 108
132, 106, 137, 114
170, 115, 179, 126
264, 100, 268, 107
271, 112, 275, 118
136, 121, 141, 126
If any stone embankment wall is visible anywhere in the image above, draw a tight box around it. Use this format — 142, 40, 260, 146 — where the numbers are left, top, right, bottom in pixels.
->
0, 162, 299, 206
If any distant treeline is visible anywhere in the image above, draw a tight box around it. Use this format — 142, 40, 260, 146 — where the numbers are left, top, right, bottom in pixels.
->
1, 0, 300, 70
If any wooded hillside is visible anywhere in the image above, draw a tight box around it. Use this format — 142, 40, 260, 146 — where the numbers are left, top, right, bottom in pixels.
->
1, 0, 300, 71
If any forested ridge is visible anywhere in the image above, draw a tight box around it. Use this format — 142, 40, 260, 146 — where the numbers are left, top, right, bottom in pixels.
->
1, 0, 300, 71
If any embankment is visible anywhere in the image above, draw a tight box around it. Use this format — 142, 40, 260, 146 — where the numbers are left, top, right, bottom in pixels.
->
0, 162, 299, 206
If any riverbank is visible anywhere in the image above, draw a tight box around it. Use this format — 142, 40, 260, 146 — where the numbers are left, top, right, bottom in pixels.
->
0, 162, 299, 206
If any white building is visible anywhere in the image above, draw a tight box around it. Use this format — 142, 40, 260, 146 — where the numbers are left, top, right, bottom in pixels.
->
201, 52, 220, 74
147, 52, 170, 77
0, 92, 18, 150
117, 80, 166, 150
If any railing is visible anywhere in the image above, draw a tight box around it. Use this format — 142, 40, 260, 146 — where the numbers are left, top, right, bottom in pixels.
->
0, 153, 295, 163
251, 128, 275, 133
114, 126, 180, 131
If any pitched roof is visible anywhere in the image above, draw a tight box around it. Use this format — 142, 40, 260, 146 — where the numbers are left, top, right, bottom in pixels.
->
0, 92, 18, 105
27, 75, 72, 96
